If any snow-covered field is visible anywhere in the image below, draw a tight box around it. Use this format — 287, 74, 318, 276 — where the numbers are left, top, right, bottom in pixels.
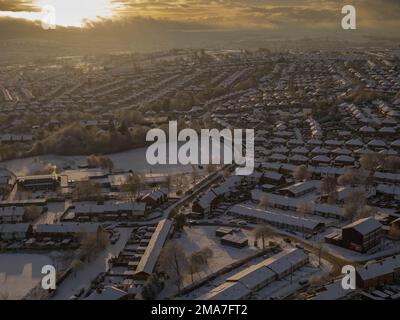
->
0, 140, 230, 176
0, 254, 52, 300
0, 148, 189, 176
178, 226, 259, 273
161, 225, 260, 297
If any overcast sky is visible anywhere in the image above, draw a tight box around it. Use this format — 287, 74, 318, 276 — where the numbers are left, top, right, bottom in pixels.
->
0, 0, 399, 31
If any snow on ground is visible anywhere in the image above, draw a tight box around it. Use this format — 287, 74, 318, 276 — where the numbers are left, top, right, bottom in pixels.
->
51, 228, 132, 300
324, 241, 400, 263
238, 199, 342, 228
254, 265, 319, 300
179, 238, 330, 300
0, 155, 83, 176
0, 148, 190, 176
180, 255, 268, 300
178, 226, 259, 275
159, 226, 260, 298
0, 140, 227, 176
0, 254, 52, 300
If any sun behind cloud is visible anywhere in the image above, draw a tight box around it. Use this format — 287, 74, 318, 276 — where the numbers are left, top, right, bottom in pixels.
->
0, 0, 400, 31
0, 0, 124, 27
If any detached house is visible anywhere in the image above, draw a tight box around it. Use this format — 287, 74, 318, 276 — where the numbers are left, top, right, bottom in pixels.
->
342, 218, 383, 253
142, 189, 168, 209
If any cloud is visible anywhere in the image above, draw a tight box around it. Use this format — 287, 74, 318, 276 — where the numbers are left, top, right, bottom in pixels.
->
0, 0, 38, 11
0, 0, 399, 40
107, 0, 400, 30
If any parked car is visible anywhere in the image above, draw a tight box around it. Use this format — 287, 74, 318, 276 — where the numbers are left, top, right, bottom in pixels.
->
298, 279, 309, 286
110, 233, 120, 244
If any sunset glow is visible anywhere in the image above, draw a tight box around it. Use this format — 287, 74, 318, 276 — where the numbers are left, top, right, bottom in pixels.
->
0, 0, 123, 27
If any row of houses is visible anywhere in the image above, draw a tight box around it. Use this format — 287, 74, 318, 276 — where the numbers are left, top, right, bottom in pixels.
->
192, 176, 244, 214
357, 254, 400, 289
132, 219, 173, 281
251, 189, 345, 220
16, 170, 170, 208
70, 201, 148, 222
198, 248, 309, 300
0, 222, 104, 241
311, 254, 400, 299
0, 206, 24, 223
228, 204, 325, 234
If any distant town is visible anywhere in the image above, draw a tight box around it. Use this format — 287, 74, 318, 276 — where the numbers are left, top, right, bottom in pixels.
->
1, 47, 400, 301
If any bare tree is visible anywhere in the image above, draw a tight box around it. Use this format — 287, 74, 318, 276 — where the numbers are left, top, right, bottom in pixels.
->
158, 242, 189, 291
188, 246, 214, 282
258, 194, 272, 210
359, 153, 384, 171
173, 214, 187, 232
198, 247, 213, 272
206, 164, 217, 174
315, 241, 326, 267
121, 172, 143, 201
254, 224, 274, 250
189, 252, 205, 283
297, 202, 313, 217
173, 173, 189, 193
141, 274, 163, 300
343, 206, 357, 221
165, 175, 173, 195
0, 290, 9, 300
383, 156, 400, 171
87, 154, 114, 172
74, 180, 103, 201
70, 259, 84, 277
338, 169, 364, 186
78, 231, 110, 262
293, 165, 311, 181
309, 272, 331, 288
390, 224, 400, 239
191, 166, 200, 183
357, 205, 378, 219
320, 176, 338, 204
343, 188, 367, 221
23, 205, 42, 222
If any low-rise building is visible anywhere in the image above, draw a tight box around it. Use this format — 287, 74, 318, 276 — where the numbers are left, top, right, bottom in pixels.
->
342, 218, 383, 253
356, 255, 400, 289
142, 189, 168, 209
198, 249, 309, 300
0, 223, 33, 241
133, 219, 173, 280
221, 233, 248, 248
0, 206, 24, 223
17, 174, 60, 191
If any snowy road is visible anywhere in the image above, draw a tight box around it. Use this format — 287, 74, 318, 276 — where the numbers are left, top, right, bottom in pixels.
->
0, 254, 52, 300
